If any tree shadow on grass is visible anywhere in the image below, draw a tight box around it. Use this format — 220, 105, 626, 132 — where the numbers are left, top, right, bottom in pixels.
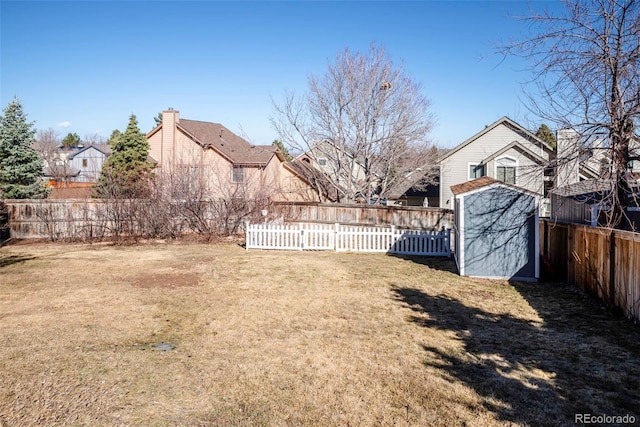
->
392, 284, 640, 426
0, 253, 35, 268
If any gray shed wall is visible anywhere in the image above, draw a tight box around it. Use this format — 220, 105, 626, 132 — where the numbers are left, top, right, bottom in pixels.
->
462, 187, 537, 279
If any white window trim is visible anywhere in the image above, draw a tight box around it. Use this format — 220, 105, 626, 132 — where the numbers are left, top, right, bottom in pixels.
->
494, 155, 518, 185
467, 162, 484, 180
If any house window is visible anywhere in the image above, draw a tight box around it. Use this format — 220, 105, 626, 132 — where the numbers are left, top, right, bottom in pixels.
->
232, 166, 244, 183
496, 156, 517, 184
468, 163, 484, 180
82, 159, 88, 168
317, 157, 327, 166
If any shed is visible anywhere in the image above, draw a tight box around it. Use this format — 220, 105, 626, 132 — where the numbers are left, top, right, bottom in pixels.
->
451, 177, 540, 281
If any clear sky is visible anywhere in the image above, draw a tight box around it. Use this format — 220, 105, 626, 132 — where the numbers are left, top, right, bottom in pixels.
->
1, 0, 562, 149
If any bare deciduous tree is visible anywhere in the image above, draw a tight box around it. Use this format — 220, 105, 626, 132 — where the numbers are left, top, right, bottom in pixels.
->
34, 128, 78, 185
502, 0, 640, 228
82, 132, 106, 145
271, 44, 437, 203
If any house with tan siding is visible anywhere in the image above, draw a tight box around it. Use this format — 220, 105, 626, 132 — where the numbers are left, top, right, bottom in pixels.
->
439, 117, 555, 210
147, 110, 318, 202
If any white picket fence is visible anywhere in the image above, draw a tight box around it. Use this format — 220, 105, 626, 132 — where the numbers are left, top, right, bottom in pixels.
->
245, 222, 451, 256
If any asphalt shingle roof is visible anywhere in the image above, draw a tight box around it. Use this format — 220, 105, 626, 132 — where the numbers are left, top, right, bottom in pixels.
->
178, 119, 276, 165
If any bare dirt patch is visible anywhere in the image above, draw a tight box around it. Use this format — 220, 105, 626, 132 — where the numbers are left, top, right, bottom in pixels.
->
131, 272, 201, 289
0, 241, 639, 426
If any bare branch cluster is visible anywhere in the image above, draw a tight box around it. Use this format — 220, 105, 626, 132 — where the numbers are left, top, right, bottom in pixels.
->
272, 44, 437, 203
32, 161, 275, 243
502, 0, 640, 228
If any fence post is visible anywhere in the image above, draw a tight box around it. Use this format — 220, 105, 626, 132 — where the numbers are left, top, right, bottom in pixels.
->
299, 222, 304, 251
609, 230, 616, 309
390, 225, 396, 253
245, 221, 250, 250
334, 223, 339, 252
445, 228, 451, 256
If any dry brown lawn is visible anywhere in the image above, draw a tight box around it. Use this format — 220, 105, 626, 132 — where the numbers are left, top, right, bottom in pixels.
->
0, 241, 639, 426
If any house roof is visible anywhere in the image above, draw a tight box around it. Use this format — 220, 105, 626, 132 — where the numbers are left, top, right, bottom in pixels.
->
451, 176, 541, 197
549, 179, 612, 198
177, 119, 279, 166
385, 166, 440, 199
440, 116, 554, 162
67, 144, 111, 159
286, 159, 342, 202
480, 140, 548, 165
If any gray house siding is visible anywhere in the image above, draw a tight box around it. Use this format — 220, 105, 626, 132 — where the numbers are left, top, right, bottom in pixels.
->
68, 146, 107, 182
440, 118, 553, 209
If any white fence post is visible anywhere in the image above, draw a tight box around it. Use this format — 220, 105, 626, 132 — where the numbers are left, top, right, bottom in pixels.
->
299, 222, 304, 251
245, 221, 250, 250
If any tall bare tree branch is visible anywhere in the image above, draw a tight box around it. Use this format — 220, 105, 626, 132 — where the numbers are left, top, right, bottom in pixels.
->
271, 44, 437, 203
501, 0, 640, 228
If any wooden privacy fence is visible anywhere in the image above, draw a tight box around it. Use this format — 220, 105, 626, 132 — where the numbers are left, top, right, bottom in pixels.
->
4, 199, 454, 240
245, 222, 452, 256
540, 219, 640, 322
272, 202, 453, 230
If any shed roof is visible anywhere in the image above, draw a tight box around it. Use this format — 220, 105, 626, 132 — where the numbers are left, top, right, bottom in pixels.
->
451, 176, 541, 198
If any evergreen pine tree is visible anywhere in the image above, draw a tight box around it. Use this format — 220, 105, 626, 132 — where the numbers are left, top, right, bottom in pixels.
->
272, 139, 293, 161
95, 114, 153, 198
535, 124, 557, 149
0, 98, 48, 199
107, 129, 122, 145
61, 132, 81, 148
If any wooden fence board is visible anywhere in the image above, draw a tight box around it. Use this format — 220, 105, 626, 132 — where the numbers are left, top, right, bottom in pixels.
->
272, 202, 453, 230
540, 219, 640, 322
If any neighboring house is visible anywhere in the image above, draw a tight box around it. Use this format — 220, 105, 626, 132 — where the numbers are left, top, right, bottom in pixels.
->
385, 168, 440, 207
42, 144, 110, 184
67, 144, 110, 182
294, 139, 373, 202
297, 139, 368, 186
550, 176, 640, 230
555, 128, 602, 187
385, 149, 449, 207
439, 117, 555, 212
147, 110, 317, 202
286, 159, 341, 202
451, 176, 540, 281
551, 127, 640, 230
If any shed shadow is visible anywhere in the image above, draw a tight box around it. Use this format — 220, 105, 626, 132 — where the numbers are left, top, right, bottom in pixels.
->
391, 284, 640, 426
386, 253, 458, 274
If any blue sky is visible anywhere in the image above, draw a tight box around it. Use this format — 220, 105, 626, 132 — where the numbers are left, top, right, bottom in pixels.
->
1, 1, 562, 149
